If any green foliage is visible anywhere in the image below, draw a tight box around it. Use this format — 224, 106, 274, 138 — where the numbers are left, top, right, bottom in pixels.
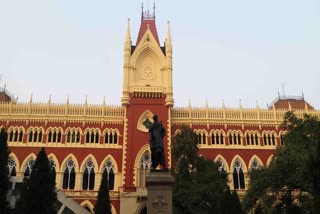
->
243, 112, 320, 213
17, 147, 57, 214
172, 126, 238, 214
94, 172, 112, 214
0, 128, 10, 213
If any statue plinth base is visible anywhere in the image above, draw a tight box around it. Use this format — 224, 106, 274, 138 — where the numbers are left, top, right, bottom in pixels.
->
146, 170, 174, 214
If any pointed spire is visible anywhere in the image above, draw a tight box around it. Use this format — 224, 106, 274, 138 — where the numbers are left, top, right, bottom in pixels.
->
222, 99, 225, 108
29, 93, 33, 104
66, 96, 70, 105
48, 94, 51, 104
85, 95, 88, 105
141, 2, 144, 20
239, 98, 243, 108
188, 98, 192, 108
256, 100, 260, 109
103, 96, 106, 106
205, 98, 208, 108
166, 21, 172, 51
125, 18, 131, 42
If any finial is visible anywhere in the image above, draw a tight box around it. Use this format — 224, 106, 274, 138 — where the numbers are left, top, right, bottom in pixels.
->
103, 96, 106, 106
141, 2, 144, 20
239, 98, 242, 108
256, 100, 259, 109
188, 98, 191, 108
85, 95, 88, 105
205, 98, 208, 108
125, 18, 131, 42
222, 99, 225, 108
288, 101, 292, 110
301, 91, 304, 99
66, 96, 70, 105
48, 94, 51, 104
29, 93, 33, 104
153, 0, 156, 17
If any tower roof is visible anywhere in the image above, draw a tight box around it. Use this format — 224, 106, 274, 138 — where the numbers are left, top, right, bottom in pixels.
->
136, 4, 160, 46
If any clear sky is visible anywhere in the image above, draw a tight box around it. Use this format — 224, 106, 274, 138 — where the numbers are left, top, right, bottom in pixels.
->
1, 0, 319, 109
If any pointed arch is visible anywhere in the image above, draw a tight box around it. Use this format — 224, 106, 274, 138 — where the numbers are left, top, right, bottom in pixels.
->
136, 201, 148, 214
248, 155, 264, 170
134, 144, 151, 187
80, 154, 99, 173
20, 153, 36, 172
81, 156, 97, 191
134, 144, 151, 168
214, 154, 230, 172
47, 153, 60, 171
230, 155, 247, 173
132, 42, 165, 66
173, 129, 181, 136
231, 155, 247, 190
80, 200, 94, 213
9, 153, 20, 174
60, 154, 79, 172
99, 155, 119, 173
266, 155, 274, 167
137, 110, 154, 132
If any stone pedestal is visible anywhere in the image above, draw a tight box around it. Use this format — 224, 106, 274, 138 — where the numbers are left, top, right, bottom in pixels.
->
146, 170, 174, 214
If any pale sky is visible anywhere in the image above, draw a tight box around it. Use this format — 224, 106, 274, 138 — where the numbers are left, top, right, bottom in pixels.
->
1, 0, 319, 109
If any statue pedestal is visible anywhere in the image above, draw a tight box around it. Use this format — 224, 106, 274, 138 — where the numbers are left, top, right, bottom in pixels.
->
146, 170, 174, 214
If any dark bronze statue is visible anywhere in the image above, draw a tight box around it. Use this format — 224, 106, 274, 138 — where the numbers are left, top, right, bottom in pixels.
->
148, 115, 166, 169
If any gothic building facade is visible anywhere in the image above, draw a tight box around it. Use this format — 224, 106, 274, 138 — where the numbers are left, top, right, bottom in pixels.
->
1, 8, 319, 214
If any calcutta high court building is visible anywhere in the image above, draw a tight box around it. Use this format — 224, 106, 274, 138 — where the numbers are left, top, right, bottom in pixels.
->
1, 5, 319, 214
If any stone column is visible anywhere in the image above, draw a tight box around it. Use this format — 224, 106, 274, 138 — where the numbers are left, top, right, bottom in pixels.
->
146, 170, 174, 214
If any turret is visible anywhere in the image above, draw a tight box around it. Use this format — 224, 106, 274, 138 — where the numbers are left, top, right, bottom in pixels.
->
121, 18, 131, 106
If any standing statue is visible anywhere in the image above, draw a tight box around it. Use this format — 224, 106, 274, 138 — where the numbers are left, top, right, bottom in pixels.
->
148, 115, 166, 169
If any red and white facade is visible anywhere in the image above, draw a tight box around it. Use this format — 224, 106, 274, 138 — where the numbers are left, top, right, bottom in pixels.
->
1, 8, 319, 214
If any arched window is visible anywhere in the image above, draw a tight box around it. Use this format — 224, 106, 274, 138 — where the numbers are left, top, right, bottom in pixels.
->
109, 133, 113, 144
216, 158, 225, 172
233, 159, 245, 190
24, 159, 35, 177
83, 160, 95, 190
49, 159, 56, 182
104, 132, 109, 144
28, 131, 33, 142
63, 159, 76, 190
251, 158, 260, 170
103, 159, 115, 190
8, 158, 16, 176
263, 132, 276, 146
85, 129, 100, 144
139, 152, 151, 187
9, 130, 14, 142
48, 129, 62, 143
211, 131, 225, 145
113, 133, 118, 144
66, 130, 81, 143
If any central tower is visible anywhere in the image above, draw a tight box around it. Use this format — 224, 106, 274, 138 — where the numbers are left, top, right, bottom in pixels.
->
120, 5, 174, 195
121, 5, 173, 107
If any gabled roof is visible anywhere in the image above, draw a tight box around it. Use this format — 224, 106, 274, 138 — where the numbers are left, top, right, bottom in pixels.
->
136, 10, 160, 46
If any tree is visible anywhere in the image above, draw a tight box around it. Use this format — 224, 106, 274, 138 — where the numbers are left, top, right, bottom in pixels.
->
23, 147, 57, 214
243, 112, 320, 213
172, 126, 231, 214
0, 128, 10, 213
94, 171, 112, 214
